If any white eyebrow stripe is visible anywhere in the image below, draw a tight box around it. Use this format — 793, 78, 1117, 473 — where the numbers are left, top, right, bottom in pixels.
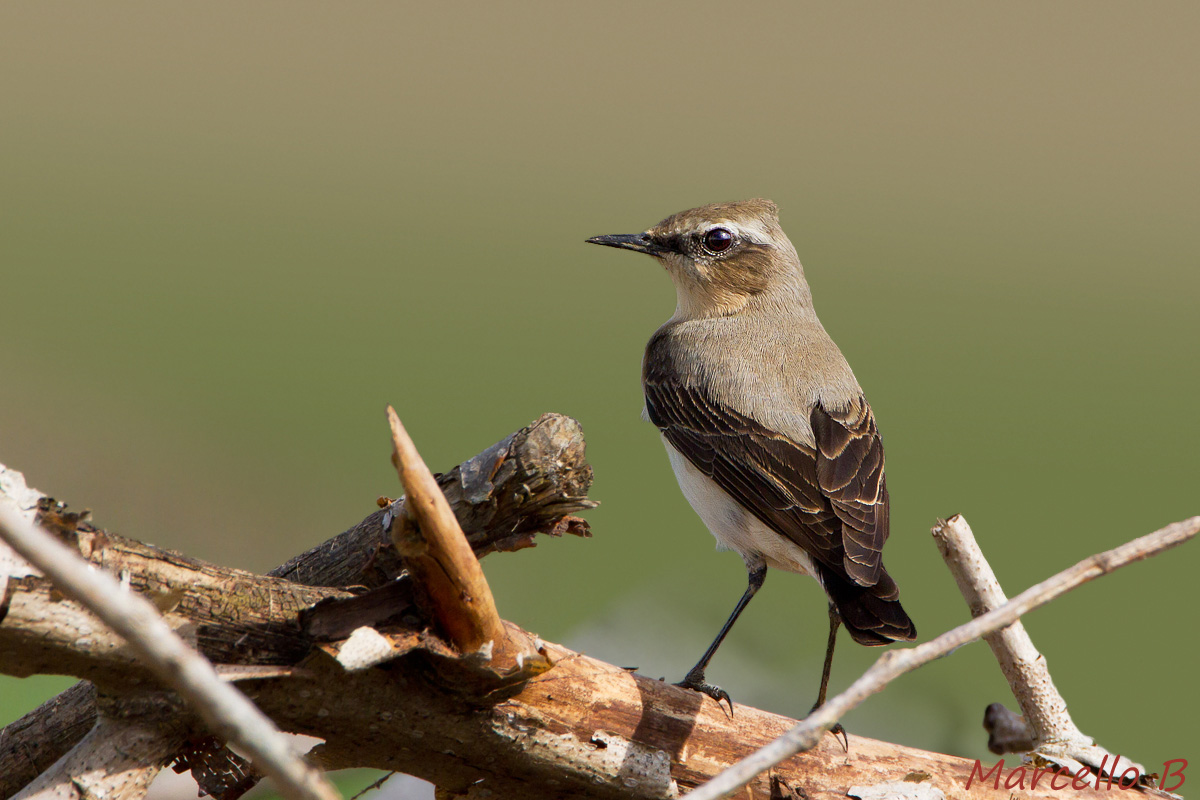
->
719, 220, 771, 245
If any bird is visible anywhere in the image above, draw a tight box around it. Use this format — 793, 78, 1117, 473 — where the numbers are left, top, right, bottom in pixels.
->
587, 198, 916, 724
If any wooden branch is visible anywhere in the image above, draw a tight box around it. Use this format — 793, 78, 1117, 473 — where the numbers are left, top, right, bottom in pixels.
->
687, 515, 1200, 800
0, 682, 99, 795
272, 412, 596, 589
0, 413, 594, 795
14, 693, 188, 800
4, 433, 1186, 800
384, 407, 550, 681
2, 501, 1169, 799
387, 406, 507, 657
0, 506, 340, 800
933, 514, 1144, 779
253, 637, 1099, 799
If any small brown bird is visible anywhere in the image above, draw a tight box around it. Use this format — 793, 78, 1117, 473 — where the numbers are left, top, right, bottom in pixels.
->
588, 199, 915, 720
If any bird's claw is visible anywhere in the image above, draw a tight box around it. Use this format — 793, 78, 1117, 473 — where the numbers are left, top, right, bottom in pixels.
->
830, 722, 848, 752
808, 703, 849, 752
674, 673, 734, 717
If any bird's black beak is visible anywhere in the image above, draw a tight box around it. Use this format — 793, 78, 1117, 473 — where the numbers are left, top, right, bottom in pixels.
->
586, 232, 670, 255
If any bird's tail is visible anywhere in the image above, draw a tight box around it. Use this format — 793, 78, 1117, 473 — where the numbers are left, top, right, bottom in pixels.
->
819, 565, 916, 645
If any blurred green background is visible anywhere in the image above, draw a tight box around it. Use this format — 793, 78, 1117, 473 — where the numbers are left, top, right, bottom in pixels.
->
2, 1, 1196, 791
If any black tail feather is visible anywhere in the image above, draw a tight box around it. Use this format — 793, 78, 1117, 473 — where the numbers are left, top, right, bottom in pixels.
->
819, 565, 916, 645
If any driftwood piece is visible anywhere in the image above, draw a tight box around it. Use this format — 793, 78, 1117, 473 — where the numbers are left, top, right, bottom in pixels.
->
0, 413, 595, 799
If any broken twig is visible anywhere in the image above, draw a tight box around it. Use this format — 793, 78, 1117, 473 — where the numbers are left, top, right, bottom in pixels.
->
933, 514, 1143, 777
386, 405, 508, 659
687, 515, 1199, 800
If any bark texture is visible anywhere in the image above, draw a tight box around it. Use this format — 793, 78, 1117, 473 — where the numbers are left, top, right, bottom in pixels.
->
0, 414, 1172, 800
1, 414, 594, 799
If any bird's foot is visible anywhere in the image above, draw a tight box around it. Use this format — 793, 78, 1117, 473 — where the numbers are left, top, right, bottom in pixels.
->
808, 702, 848, 752
674, 670, 734, 717
828, 722, 848, 752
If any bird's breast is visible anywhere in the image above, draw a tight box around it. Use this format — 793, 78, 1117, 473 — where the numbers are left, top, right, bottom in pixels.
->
661, 435, 818, 580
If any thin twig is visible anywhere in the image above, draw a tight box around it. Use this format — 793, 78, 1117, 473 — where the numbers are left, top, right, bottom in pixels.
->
347, 772, 397, 800
686, 515, 1199, 800
0, 506, 341, 800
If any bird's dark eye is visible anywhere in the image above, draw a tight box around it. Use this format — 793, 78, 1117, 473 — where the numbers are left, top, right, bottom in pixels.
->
702, 227, 733, 254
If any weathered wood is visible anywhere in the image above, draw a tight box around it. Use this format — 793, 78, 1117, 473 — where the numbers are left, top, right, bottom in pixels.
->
3, 418, 1166, 800
13, 693, 189, 800
0, 682, 98, 795
387, 405, 510, 659
0, 501, 341, 800
272, 412, 595, 589
0, 413, 595, 799
0, 502, 345, 682
0, 572, 1130, 800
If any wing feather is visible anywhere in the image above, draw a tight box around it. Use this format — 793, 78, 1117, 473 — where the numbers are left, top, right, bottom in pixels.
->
644, 344, 888, 587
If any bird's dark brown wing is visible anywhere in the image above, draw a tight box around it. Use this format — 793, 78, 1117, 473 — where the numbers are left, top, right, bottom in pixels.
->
811, 399, 889, 582
643, 357, 887, 588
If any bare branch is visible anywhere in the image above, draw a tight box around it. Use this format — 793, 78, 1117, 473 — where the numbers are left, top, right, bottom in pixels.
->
273, 412, 596, 589
0, 683, 100, 794
387, 405, 507, 657
385, 406, 550, 679
1, 413, 594, 793
14, 694, 187, 800
687, 515, 1200, 800
0, 498, 1160, 798
0, 506, 341, 800
933, 514, 1144, 777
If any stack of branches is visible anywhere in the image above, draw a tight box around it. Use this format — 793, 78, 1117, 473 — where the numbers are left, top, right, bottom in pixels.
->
0, 411, 1194, 800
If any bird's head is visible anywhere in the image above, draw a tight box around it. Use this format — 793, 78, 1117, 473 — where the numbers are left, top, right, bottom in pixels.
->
587, 198, 803, 318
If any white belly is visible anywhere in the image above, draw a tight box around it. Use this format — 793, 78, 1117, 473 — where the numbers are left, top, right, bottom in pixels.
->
662, 436, 818, 580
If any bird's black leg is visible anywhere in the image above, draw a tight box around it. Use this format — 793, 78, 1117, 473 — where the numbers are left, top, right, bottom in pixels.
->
675, 564, 767, 715
809, 602, 848, 750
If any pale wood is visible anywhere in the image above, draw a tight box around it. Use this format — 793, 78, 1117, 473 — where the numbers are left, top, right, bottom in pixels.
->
686, 514, 1199, 800
387, 406, 507, 658
14, 694, 188, 800
933, 514, 1144, 778
0, 505, 340, 800
0, 413, 594, 796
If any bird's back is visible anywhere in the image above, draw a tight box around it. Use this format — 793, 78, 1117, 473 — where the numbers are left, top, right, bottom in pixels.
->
643, 307, 916, 644
647, 296, 861, 447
